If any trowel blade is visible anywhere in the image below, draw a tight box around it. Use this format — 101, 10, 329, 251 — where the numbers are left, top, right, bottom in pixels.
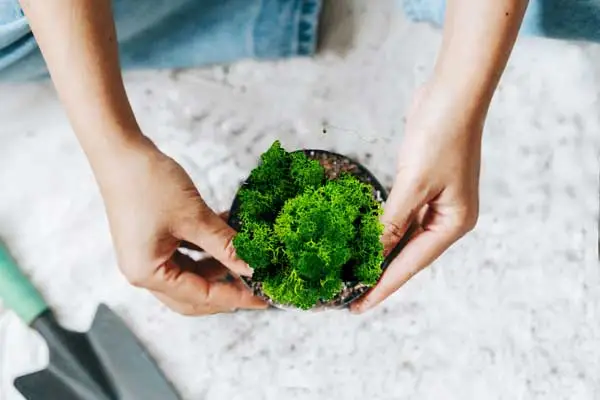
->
14, 369, 98, 400
86, 304, 181, 400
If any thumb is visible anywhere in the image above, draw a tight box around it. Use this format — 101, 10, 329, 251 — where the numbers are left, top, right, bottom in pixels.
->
381, 176, 428, 255
179, 208, 253, 277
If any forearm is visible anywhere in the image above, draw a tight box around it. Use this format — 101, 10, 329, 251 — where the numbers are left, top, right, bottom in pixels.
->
19, 0, 144, 170
432, 0, 528, 121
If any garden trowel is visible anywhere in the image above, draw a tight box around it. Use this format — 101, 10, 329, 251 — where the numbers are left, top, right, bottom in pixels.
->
0, 241, 181, 400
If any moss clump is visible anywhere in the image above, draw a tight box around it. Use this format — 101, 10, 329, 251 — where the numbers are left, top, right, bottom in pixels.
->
233, 141, 384, 309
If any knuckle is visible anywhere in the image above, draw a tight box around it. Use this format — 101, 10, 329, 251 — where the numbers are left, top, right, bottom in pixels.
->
453, 211, 478, 235
194, 203, 213, 223
159, 296, 209, 316
177, 203, 210, 231
190, 301, 210, 315
170, 304, 197, 317
175, 301, 210, 316
382, 220, 406, 242
403, 172, 428, 196
181, 305, 203, 316
122, 267, 151, 288
177, 213, 203, 237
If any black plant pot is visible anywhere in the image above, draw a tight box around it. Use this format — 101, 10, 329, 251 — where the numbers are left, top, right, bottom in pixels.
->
228, 149, 389, 311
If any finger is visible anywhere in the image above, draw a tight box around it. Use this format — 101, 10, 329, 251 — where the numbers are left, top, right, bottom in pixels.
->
153, 285, 268, 316
351, 228, 456, 314
380, 175, 430, 255
172, 251, 229, 281
180, 211, 230, 252
206, 280, 268, 310
147, 259, 266, 314
179, 209, 253, 277
174, 249, 269, 311
153, 291, 230, 315
380, 221, 421, 272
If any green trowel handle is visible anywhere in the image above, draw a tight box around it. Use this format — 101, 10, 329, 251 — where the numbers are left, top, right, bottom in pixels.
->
0, 242, 48, 325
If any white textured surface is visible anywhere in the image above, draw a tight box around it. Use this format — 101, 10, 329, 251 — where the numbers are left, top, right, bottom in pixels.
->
1, 2, 599, 399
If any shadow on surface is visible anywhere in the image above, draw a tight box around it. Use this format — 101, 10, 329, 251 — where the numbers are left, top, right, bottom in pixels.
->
317, 0, 358, 55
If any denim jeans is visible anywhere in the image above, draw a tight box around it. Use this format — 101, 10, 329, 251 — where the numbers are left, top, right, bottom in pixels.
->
403, 0, 600, 43
0, 0, 322, 81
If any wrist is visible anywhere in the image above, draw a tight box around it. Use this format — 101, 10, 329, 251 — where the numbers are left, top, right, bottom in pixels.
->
82, 128, 158, 186
427, 73, 491, 129
411, 80, 486, 142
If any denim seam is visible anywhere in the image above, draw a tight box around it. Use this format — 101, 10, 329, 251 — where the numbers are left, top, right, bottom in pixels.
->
290, 0, 301, 55
295, 0, 321, 56
252, 0, 321, 59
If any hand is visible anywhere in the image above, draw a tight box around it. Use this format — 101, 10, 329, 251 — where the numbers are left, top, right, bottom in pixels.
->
96, 137, 268, 315
351, 83, 483, 313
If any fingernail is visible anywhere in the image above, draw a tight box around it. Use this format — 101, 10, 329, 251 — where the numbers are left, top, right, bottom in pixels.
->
233, 250, 253, 276
241, 264, 254, 277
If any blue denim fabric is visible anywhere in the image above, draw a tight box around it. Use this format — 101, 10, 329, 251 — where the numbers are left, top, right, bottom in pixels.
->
0, 0, 322, 81
403, 0, 600, 43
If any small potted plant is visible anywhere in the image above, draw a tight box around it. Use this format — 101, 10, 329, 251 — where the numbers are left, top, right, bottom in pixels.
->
228, 141, 388, 311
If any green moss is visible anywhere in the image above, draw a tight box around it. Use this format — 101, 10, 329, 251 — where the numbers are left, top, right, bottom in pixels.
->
232, 221, 278, 279
289, 151, 325, 191
233, 140, 384, 310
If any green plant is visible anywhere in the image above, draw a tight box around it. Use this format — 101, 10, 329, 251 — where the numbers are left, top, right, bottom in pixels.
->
233, 141, 384, 310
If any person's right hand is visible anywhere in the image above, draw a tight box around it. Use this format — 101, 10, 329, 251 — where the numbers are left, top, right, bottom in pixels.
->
94, 136, 268, 315
351, 82, 482, 314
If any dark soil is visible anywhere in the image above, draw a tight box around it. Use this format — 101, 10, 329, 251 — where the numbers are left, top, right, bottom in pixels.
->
229, 150, 388, 311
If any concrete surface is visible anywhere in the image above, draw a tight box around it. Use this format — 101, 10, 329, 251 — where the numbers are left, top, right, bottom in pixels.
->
0, 2, 599, 399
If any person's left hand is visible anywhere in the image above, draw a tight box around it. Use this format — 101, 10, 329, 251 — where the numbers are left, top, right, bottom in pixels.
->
351, 82, 484, 314
96, 138, 267, 316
